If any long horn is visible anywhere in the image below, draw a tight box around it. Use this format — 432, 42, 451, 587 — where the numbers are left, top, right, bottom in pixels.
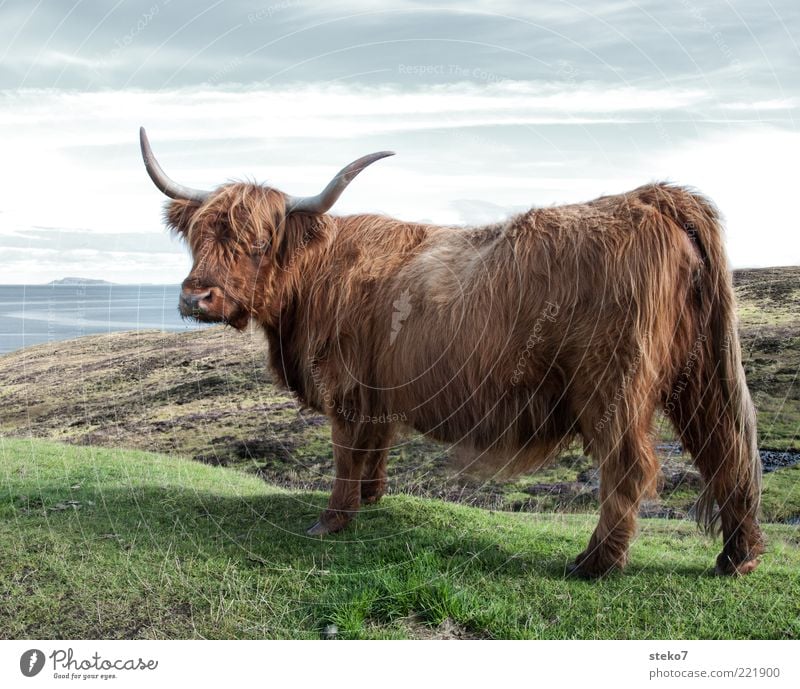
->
285, 151, 394, 214
139, 127, 211, 203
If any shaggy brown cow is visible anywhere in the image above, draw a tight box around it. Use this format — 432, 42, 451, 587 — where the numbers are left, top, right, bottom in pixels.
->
139, 127, 763, 578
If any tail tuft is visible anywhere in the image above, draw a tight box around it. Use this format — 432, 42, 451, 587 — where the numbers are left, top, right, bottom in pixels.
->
655, 185, 762, 535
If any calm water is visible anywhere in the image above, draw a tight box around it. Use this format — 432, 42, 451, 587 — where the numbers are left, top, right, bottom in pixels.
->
0, 284, 205, 354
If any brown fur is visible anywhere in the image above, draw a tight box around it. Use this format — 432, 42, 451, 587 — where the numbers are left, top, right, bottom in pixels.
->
165, 181, 763, 577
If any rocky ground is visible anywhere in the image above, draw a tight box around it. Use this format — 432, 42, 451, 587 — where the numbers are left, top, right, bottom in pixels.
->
0, 266, 797, 520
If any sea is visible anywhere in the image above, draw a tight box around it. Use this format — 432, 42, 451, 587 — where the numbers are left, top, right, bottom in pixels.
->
0, 284, 205, 354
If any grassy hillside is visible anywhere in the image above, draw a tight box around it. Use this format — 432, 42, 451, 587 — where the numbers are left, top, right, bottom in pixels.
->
1, 437, 799, 640
0, 268, 798, 521
735, 267, 800, 451
0, 267, 797, 522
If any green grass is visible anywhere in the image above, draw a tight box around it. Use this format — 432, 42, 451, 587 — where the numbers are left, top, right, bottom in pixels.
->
656, 466, 800, 523
763, 465, 800, 523
1, 437, 799, 640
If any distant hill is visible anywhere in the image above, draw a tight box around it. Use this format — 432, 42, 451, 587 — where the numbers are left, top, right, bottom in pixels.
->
47, 277, 113, 285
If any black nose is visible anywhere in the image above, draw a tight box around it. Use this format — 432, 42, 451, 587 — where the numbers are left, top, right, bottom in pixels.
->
180, 290, 212, 312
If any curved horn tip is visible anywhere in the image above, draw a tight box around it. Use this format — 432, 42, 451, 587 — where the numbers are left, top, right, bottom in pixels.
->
138, 126, 211, 203
286, 149, 395, 214
139, 128, 155, 165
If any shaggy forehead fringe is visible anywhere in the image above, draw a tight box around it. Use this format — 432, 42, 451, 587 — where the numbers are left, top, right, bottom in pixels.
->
175, 184, 289, 248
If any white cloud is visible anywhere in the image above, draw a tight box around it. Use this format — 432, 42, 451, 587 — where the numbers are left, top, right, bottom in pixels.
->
650, 128, 800, 268
0, 81, 710, 137
0, 247, 191, 285
726, 98, 799, 111
38, 50, 108, 70
0, 82, 796, 282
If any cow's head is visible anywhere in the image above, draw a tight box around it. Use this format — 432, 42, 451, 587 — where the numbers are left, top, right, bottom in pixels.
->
139, 127, 393, 330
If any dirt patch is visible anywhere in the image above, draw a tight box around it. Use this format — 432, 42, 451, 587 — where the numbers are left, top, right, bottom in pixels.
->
388, 615, 487, 640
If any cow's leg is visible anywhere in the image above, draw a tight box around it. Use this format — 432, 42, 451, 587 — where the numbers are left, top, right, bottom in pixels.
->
360, 446, 389, 504
666, 366, 764, 575
571, 398, 660, 578
696, 457, 763, 576
307, 418, 392, 536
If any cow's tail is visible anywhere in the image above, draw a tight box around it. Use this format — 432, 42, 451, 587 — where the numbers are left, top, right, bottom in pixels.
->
661, 187, 761, 540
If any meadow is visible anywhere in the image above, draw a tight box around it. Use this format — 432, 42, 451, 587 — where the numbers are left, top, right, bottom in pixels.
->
2, 438, 799, 639
0, 266, 798, 638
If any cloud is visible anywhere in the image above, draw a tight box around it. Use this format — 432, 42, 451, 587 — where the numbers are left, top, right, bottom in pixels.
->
0, 80, 797, 282
651, 127, 800, 268
726, 98, 799, 111
0, 0, 797, 282
0, 246, 191, 285
0, 80, 714, 135
1, 0, 797, 95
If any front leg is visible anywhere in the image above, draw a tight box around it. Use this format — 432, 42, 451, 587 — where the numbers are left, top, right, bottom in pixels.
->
361, 446, 389, 504
306, 416, 393, 536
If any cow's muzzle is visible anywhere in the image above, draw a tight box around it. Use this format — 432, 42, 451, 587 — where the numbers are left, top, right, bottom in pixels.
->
179, 289, 213, 317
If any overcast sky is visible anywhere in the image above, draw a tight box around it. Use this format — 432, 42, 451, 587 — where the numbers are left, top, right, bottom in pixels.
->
1, 0, 798, 283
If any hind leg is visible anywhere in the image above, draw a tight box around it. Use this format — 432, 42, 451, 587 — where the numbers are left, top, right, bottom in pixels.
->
712, 494, 763, 576
570, 415, 660, 578
678, 433, 763, 575
669, 390, 764, 575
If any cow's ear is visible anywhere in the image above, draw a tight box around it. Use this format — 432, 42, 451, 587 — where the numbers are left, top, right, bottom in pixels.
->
164, 199, 201, 235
